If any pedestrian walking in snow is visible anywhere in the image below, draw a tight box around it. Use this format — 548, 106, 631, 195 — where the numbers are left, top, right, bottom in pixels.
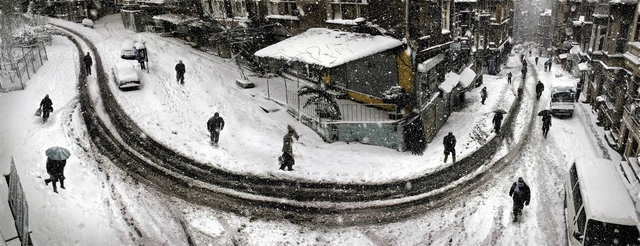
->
44, 157, 66, 193
492, 112, 503, 134
207, 112, 225, 147
535, 81, 544, 101
83, 52, 92, 75
175, 60, 185, 84
480, 87, 488, 105
509, 177, 531, 222
507, 72, 512, 84
443, 132, 456, 163
542, 113, 552, 138
535, 57, 539, 65
521, 66, 527, 80
135, 48, 147, 70
279, 125, 299, 171
545, 59, 552, 72
576, 81, 583, 102
39, 94, 53, 123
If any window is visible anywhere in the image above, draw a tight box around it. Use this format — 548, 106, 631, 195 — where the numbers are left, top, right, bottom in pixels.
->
268, 0, 298, 16
329, 0, 369, 20
594, 25, 607, 51
572, 182, 583, 214
577, 210, 586, 239
441, 0, 450, 30
569, 164, 578, 190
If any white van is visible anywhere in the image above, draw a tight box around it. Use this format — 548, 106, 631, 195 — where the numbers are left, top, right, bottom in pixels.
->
550, 80, 576, 117
564, 157, 640, 245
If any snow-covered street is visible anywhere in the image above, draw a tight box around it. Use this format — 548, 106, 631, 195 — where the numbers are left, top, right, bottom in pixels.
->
0, 15, 632, 245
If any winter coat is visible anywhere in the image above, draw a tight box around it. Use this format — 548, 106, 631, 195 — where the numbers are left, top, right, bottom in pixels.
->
480, 89, 488, 99
46, 158, 66, 180
536, 82, 545, 93
282, 129, 299, 155
83, 54, 92, 66
207, 116, 225, 132
40, 97, 53, 112
492, 113, 503, 125
509, 181, 531, 205
507, 72, 512, 78
542, 114, 552, 128
175, 63, 185, 75
443, 133, 456, 152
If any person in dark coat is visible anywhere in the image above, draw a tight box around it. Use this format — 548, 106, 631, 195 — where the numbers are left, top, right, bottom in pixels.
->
135, 48, 147, 70
535, 56, 539, 65
480, 87, 488, 105
507, 72, 512, 84
206, 112, 225, 147
521, 66, 527, 80
175, 60, 185, 84
83, 52, 92, 75
493, 112, 503, 134
542, 113, 552, 138
575, 81, 583, 102
443, 132, 456, 163
40, 94, 53, 123
535, 81, 545, 100
44, 157, 66, 193
509, 177, 531, 222
280, 125, 299, 171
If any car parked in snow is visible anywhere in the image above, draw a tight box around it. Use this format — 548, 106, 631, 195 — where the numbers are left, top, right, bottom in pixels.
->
564, 157, 640, 245
82, 18, 94, 28
120, 39, 136, 59
112, 61, 141, 90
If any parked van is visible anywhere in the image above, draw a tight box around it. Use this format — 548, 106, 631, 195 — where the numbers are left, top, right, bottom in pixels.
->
550, 80, 576, 117
564, 157, 640, 245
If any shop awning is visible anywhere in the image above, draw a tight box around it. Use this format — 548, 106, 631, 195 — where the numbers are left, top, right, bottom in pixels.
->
458, 67, 476, 87
439, 72, 460, 93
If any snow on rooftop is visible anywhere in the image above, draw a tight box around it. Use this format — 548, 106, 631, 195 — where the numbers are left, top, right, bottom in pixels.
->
609, 0, 637, 4
254, 28, 403, 68
439, 72, 460, 93
458, 67, 476, 88
541, 9, 552, 16
629, 41, 640, 50
152, 14, 198, 25
624, 52, 640, 66
575, 158, 639, 225
578, 62, 591, 71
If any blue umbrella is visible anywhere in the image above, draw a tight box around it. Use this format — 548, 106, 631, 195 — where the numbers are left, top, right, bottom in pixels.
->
45, 146, 71, 161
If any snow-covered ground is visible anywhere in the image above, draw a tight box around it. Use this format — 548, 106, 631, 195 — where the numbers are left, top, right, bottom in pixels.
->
0, 16, 635, 245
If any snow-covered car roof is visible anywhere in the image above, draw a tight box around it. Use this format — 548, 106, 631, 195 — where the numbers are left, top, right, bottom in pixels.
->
254, 28, 403, 68
114, 62, 139, 83
121, 39, 135, 51
574, 157, 638, 225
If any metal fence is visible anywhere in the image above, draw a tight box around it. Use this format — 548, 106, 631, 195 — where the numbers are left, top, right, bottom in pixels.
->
285, 89, 396, 122
0, 43, 48, 91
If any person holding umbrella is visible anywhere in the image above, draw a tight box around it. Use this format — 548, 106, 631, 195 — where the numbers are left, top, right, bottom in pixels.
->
44, 146, 70, 193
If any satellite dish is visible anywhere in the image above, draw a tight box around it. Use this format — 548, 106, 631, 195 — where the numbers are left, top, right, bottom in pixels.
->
571, 5, 576, 12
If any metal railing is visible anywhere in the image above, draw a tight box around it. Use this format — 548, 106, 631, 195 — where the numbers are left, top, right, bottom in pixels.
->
285, 89, 397, 122
0, 43, 48, 91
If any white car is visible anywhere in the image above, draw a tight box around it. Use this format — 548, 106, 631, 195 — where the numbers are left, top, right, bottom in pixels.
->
112, 61, 140, 89
82, 18, 94, 28
120, 39, 136, 59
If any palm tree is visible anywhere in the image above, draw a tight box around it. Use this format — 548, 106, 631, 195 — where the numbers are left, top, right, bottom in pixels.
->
298, 86, 341, 120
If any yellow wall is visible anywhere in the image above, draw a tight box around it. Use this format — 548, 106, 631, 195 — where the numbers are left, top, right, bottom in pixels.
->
396, 49, 413, 93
